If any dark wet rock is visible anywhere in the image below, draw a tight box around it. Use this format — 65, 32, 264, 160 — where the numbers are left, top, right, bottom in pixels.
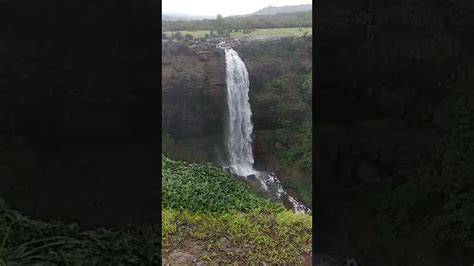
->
198, 53, 209, 61
177, 43, 194, 56
162, 36, 312, 137
162, 42, 226, 137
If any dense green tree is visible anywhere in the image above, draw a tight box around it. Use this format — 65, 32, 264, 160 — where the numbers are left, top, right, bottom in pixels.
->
214, 14, 226, 36
184, 33, 193, 41
173, 31, 183, 40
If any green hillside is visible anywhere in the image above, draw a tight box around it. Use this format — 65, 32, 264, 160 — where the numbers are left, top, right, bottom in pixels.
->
162, 155, 312, 264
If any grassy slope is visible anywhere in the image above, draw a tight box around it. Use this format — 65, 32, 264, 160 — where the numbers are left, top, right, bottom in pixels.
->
162, 155, 312, 264
163, 27, 312, 39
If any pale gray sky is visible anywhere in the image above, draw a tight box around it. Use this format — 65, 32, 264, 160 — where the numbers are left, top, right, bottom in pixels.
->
163, 0, 312, 17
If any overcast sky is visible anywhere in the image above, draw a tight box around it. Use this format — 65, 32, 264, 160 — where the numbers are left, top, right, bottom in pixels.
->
162, 0, 312, 17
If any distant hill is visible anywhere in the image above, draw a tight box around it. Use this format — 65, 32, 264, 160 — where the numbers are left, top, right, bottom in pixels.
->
162, 13, 213, 21
250, 4, 312, 16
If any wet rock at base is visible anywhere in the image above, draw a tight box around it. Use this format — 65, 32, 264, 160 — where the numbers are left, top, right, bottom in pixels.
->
247, 174, 256, 180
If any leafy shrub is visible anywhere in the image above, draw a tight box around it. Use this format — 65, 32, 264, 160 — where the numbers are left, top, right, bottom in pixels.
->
0, 203, 161, 265
184, 33, 193, 41
173, 31, 183, 40
278, 115, 312, 173
301, 71, 312, 103
162, 155, 284, 213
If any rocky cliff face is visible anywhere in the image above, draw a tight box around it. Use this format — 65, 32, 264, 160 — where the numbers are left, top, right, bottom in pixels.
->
162, 37, 312, 157
162, 43, 226, 137
161, 37, 312, 137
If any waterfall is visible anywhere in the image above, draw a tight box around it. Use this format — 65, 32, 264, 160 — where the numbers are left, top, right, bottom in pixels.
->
223, 47, 310, 213
224, 48, 256, 177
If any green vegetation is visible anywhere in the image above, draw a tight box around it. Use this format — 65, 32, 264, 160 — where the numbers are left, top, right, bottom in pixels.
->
373, 68, 474, 256
281, 178, 312, 208
378, 97, 474, 248
162, 155, 284, 213
276, 113, 312, 207
279, 71, 313, 173
184, 33, 193, 41
301, 71, 312, 104
279, 115, 312, 173
231, 39, 313, 208
273, 71, 312, 207
163, 27, 312, 40
0, 155, 309, 265
0, 201, 161, 265
163, 209, 312, 264
162, 155, 312, 263
162, 11, 312, 32
0, 156, 310, 265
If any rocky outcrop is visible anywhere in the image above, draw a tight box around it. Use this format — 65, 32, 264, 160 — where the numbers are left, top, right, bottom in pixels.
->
162, 43, 226, 137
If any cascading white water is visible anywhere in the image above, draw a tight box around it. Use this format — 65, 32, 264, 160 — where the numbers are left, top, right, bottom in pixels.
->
224, 48, 256, 177
223, 47, 310, 213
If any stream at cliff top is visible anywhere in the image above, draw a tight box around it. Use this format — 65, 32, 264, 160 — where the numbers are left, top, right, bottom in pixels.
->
222, 47, 310, 213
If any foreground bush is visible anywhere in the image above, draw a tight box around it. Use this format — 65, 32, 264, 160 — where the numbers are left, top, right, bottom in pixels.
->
162, 155, 284, 213
0, 203, 161, 265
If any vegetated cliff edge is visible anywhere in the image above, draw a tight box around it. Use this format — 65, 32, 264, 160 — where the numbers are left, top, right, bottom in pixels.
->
161, 37, 313, 208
